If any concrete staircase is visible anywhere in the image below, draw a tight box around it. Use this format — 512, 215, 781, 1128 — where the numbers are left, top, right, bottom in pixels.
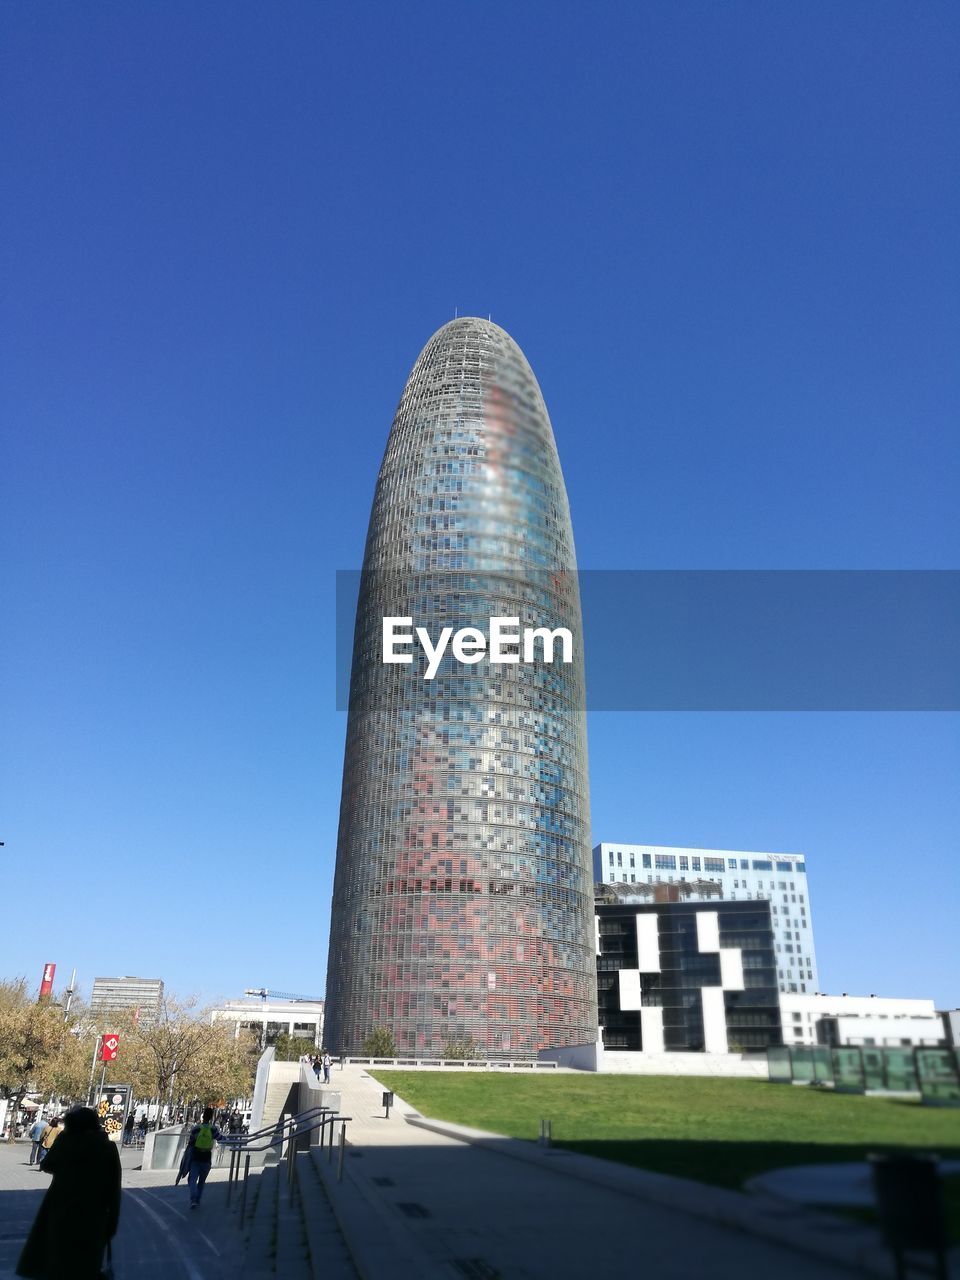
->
238, 1149, 358, 1279
259, 1061, 301, 1135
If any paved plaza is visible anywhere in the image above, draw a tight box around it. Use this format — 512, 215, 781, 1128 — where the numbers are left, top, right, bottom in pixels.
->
1, 1073, 954, 1278
0, 1141, 250, 1280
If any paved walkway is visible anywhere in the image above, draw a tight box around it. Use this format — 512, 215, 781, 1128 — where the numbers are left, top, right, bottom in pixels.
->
323, 1063, 895, 1278
0, 1140, 251, 1280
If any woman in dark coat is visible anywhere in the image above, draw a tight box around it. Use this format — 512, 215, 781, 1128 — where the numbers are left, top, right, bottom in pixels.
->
17, 1107, 121, 1280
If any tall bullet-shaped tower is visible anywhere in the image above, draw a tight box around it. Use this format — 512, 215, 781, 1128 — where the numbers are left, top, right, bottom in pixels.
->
326, 318, 596, 1057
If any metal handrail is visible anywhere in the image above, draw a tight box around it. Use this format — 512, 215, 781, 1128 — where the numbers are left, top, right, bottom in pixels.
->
226, 1107, 353, 1226
222, 1103, 332, 1149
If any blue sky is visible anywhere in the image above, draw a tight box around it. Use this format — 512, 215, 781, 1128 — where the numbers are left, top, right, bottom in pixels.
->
2, 3, 957, 1009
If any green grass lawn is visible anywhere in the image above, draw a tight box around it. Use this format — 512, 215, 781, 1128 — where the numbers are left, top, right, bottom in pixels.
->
373, 1071, 960, 1192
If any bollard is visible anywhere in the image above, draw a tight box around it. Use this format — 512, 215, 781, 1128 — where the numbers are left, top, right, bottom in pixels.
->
382, 1090, 394, 1119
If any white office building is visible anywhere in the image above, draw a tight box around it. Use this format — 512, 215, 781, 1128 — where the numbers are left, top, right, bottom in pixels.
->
593, 843, 819, 995
780, 993, 944, 1048
210, 998, 325, 1050
90, 976, 164, 1027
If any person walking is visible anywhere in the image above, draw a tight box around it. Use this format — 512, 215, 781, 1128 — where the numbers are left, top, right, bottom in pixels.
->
37, 1117, 61, 1165
28, 1117, 47, 1166
122, 1113, 135, 1146
136, 1112, 147, 1142
322, 1051, 332, 1084
183, 1106, 222, 1209
17, 1107, 121, 1280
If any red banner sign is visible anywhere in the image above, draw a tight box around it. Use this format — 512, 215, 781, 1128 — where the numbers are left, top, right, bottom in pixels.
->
39, 963, 56, 1000
100, 1033, 120, 1062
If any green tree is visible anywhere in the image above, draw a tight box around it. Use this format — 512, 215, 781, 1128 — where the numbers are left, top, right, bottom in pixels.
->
272, 1031, 316, 1062
362, 1026, 397, 1057
0, 980, 96, 1137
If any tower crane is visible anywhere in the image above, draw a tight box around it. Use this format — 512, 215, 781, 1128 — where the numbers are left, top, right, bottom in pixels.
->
244, 987, 324, 1003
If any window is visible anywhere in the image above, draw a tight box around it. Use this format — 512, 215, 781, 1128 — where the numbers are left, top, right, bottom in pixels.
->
800, 983, 806, 992
608, 851, 614, 865
752, 859, 773, 871
740, 859, 749, 870
617, 852, 622, 866
733, 879, 739, 888
704, 857, 725, 872
679, 856, 689, 871
796, 862, 806, 872
655, 855, 677, 870
776, 862, 792, 872
629, 855, 635, 868
728, 859, 737, 869
642, 854, 651, 869
792, 1013, 802, 1022
692, 857, 701, 871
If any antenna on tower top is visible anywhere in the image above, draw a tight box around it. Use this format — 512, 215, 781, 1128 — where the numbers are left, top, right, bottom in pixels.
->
454, 306, 458, 318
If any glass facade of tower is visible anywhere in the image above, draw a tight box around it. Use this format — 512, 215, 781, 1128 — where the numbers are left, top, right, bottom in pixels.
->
326, 318, 596, 1057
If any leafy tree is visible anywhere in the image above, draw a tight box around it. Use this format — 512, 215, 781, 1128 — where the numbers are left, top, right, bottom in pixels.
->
362, 1026, 397, 1056
442, 1037, 483, 1060
0, 980, 96, 1137
272, 1031, 316, 1062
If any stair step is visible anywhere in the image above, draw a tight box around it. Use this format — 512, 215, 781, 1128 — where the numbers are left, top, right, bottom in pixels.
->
240, 1163, 279, 1277
295, 1151, 359, 1280
274, 1162, 312, 1280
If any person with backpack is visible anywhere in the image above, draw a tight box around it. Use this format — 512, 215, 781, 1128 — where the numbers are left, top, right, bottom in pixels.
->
183, 1107, 222, 1208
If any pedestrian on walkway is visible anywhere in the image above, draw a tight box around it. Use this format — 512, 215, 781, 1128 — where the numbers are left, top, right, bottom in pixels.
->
136, 1112, 147, 1142
122, 1113, 135, 1146
17, 1106, 121, 1280
312, 1053, 322, 1081
37, 1117, 61, 1164
184, 1106, 222, 1209
27, 1116, 47, 1165
322, 1050, 332, 1084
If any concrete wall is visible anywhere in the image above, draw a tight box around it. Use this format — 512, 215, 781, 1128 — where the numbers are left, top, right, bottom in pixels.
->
538, 1039, 604, 1072
601, 1051, 769, 1078
250, 1046, 275, 1132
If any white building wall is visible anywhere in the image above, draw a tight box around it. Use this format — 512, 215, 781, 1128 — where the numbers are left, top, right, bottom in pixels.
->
636, 914, 661, 972
639, 1006, 665, 1053
594, 842, 818, 995
701, 987, 728, 1053
779, 993, 938, 1048
618, 969, 642, 1012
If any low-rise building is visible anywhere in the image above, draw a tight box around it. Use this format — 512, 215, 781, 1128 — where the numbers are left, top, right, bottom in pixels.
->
779, 993, 944, 1048
210, 998, 324, 1050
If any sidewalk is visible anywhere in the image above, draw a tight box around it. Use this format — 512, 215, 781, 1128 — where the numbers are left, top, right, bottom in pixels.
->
318, 1063, 904, 1278
0, 1138, 251, 1280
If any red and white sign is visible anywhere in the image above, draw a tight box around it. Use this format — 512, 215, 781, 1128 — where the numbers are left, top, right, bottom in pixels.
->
100, 1034, 120, 1062
39, 963, 56, 1000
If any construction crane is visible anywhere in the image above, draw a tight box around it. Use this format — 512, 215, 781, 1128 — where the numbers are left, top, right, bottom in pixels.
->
244, 987, 324, 1003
